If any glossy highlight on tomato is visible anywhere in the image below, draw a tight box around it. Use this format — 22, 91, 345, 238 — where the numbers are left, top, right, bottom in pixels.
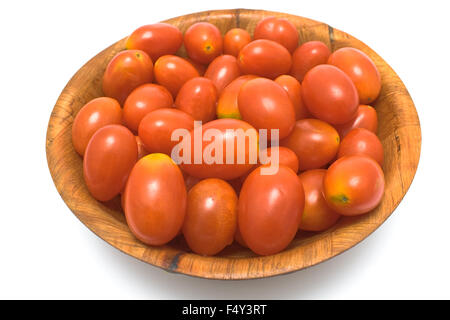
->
337, 128, 384, 166
204, 55, 241, 94
224, 28, 251, 57
290, 41, 331, 82
184, 22, 223, 64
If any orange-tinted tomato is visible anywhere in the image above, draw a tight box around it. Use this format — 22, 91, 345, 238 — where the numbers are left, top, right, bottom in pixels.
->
180, 119, 258, 180
138, 108, 195, 155
123, 84, 174, 133
72, 97, 122, 156
184, 22, 223, 64
183, 179, 238, 255
224, 28, 251, 57
153, 55, 199, 97
238, 78, 295, 139
302, 64, 359, 125
126, 23, 183, 62
216, 75, 257, 119
259, 146, 299, 173
238, 165, 305, 255
123, 153, 187, 245
328, 47, 381, 104
290, 41, 331, 82
238, 39, 292, 79
102, 50, 153, 105
298, 169, 340, 231
254, 17, 299, 53
175, 77, 217, 123
280, 119, 340, 171
83, 125, 137, 202
135, 136, 149, 160
334, 104, 378, 138
274, 75, 310, 120
204, 55, 241, 94
323, 155, 385, 216
338, 128, 384, 166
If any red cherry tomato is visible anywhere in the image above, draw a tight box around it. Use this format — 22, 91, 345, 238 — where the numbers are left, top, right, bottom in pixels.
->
175, 77, 218, 123
280, 119, 340, 171
184, 22, 223, 64
290, 41, 331, 82
216, 75, 257, 119
224, 28, 251, 57
238, 165, 305, 255
274, 75, 310, 120
334, 104, 378, 138
323, 155, 385, 216
238, 78, 295, 140
183, 179, 238, 255
338, 128, 384, 166
138, 108, 195, 155
302, 64, 359, 125
328, 47, 381, 104
254, 17, 299, 53
123, 153, 187, 245
126, 23, 183, 62
83, 124, 137, 202
204, 55, 241, 94
298, 169, 340, 231
180, 119, 259, 180
238, 39, 292, 79
72, 97, 122, 156
135, 136, 149, 160
153, 55, 199, 97
259, 146, 299, 173
123, 84, 174, 133
102, 50, 153, 105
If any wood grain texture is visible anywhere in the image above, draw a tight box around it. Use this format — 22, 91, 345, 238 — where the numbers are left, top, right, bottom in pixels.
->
46, 9, 421, 279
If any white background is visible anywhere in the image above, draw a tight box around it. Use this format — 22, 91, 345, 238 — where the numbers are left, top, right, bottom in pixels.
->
0, 0, 448, 299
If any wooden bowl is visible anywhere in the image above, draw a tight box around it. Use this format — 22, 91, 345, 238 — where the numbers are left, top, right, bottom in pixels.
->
46, 9, 421, 279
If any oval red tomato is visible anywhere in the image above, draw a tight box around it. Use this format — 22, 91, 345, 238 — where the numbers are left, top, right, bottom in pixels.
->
204, 55, 241, 94
184, 22, 223, 64
216, 75, 257, 119
238, 39, 292, 79
123, 153, 187, 245
290, 41, 331, 82
83, 124, 137, 202
224, 28, 251, 57
102, 50, 153, 105
274, 75, 310, 120
126, 23, 183, 61
334, 104, 378, 138
337, 128, 384, 166
253, 17, 299, 53
72, 97, 122, 156
238, 165, 305, 255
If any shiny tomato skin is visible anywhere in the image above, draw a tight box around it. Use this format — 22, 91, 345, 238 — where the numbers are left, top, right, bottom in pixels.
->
324, 155, 385, 216
102, 50, 153, 105
298, 169, 340, 231
216, 75, 257, 119
254, 17, 299, 53
180, 119, 259, 180
184, 22, 223, 64
238, 165, 305, 256
302, 64, 359, 125
259, 146, 299, 173
123, 153, 187, 245
204, 55, 241, 94
123, 84, 174, 133
224, 28, 252, 57
72, 97, 122, 156
138, 108, 195, 155
175, 77, 218, 123
135, 136, 149, 160
238, 78, 296, 139
275, 75, 310, 120
238, 39, 292, 79
153, 55, 199, 97
183, 179, 238, 255
334, 104, 378, 138
280, 119, 340, 171
328, 47, 381, 104
126, 23, 183, 62
290, 41, 331, 82
338, 128, 384, 166
83, 124, 138, 202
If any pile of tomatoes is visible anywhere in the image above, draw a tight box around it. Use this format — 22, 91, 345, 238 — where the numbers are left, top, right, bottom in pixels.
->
72, 17, 385, 256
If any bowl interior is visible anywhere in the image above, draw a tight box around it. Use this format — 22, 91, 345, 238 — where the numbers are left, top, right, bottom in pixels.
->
46, 9, 421, 279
